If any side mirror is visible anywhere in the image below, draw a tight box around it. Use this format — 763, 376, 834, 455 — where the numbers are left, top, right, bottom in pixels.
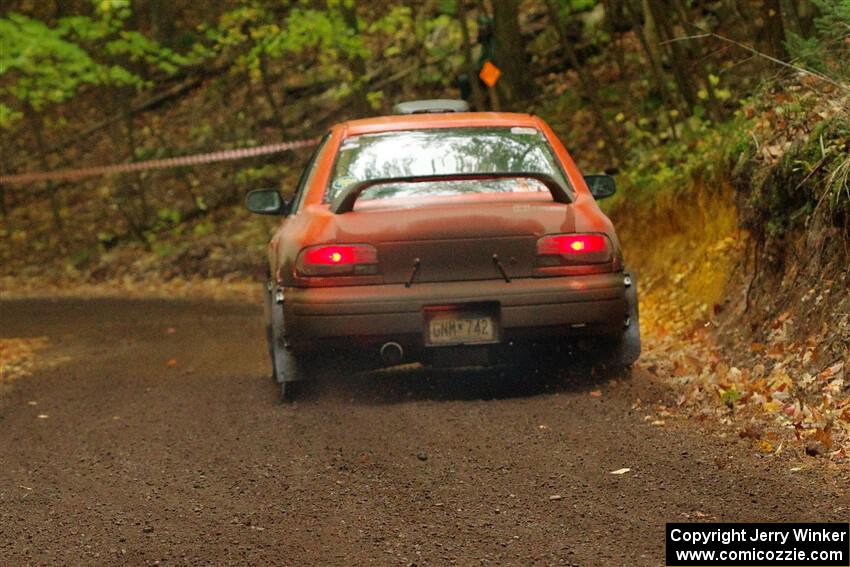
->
245, 188, 289, 215
584, 175, 616, 200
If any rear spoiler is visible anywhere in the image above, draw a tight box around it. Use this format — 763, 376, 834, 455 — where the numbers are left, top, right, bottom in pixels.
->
330, 172, 572, 214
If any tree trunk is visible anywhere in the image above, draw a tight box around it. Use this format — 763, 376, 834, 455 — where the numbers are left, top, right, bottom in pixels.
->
625, 0, 667, 99
781, 0, 804, 36
340, 2, 370, 116
647, 0, 698, 115
726, 0, 759, 48
622, 0, 680, 140
545, 0, 626, 166
641, 0, 665, 76
258, 53, 287, 134
458, 1, 486, 111
670, 0, 722, 120
152, 130, 203, 213
762, 0, 788, 59
26, 105, 63, 231
124, 106, 151, 232
600, 0, 628, 78
149, 0, 176, 45
491, 0, 534, 105
794, 0, 816, 36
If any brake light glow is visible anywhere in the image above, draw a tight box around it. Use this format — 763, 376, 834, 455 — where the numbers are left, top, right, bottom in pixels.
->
304, 246, 356, 265
296, 244, 378, 277
535, 233, 614, 276
537, 234, 608, 255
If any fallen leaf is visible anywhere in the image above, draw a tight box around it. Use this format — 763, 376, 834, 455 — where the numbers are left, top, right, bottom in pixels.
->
813, 428, 833, 449
758, 439, 774, 453
820, 362, 844, 379
0, 337, 50, 382
166, 358, 177, 367
739, 424, 763, 439
610, 468, 631, 475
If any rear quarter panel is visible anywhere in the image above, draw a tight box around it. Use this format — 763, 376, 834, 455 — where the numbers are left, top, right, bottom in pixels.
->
268, 126, 345, 285
535, 117, 622, 251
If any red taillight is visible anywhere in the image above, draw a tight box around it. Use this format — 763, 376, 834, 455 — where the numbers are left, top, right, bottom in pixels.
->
537, 234, 609, 256
296, 244, 378, 277
535, 233, 613, 275
303, 245, 356, 265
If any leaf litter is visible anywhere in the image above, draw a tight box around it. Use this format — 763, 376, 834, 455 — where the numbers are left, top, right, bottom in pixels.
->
0, 337, 50, 383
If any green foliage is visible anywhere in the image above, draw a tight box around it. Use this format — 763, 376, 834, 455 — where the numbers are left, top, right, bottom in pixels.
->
597, 106, 755, 214
417, 14, 464, 86
0, 104, 22, 128
201, 0, 456, 102
1, 2, 195, 127
366, 90, 384, 110
0, 13, 117, 114
146, 208, 183, 253
721, 388, 742, 408
553, 0, 599, 16
368, 6, 413, 58
60, 3, 196, 83
234, 164, 289, 186
192, 220, 215, 238
785, 0, 850, 78
205, 1, 368, 85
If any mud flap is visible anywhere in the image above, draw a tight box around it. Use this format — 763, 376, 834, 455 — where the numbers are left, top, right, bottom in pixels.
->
618, 271, 642, 366
263, 283, 276, 380
589, 271, 641, 368
266, 286, 307, 384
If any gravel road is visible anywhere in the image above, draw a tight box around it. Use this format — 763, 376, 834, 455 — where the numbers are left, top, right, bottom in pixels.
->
1, 299, 847, 566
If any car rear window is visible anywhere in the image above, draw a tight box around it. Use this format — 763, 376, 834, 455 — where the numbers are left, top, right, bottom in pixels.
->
325, 127, 570, 203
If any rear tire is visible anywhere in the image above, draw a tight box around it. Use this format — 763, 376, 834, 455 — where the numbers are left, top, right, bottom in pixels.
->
279, 377, 300, 403
590, 271, 641, 369
272, 342, 314, 401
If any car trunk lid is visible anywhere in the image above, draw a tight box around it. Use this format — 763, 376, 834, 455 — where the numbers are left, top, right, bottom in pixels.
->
324, 197, 575, 283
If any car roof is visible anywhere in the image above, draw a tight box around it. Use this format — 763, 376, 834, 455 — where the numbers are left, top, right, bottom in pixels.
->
341, 112, 541, 137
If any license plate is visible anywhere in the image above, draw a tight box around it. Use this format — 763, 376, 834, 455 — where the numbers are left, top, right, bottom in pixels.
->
427, 313, 496, 346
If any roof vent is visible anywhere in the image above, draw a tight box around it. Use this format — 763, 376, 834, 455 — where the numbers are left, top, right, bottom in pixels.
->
393, 99, 470, 115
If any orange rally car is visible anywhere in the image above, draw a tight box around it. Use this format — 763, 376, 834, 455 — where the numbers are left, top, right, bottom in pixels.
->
247, 100, 640, 401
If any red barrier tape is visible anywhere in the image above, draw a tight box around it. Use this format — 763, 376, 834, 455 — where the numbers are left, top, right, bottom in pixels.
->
0, 138, 320, 185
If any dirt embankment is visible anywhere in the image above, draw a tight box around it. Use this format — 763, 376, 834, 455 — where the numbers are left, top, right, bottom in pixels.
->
613, 170, 850, 463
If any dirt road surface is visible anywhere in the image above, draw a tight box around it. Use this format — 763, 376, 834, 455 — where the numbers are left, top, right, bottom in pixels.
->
1, 299, 847, 566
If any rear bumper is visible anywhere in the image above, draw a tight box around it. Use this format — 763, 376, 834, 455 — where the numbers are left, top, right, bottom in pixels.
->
283, 272, 627, 352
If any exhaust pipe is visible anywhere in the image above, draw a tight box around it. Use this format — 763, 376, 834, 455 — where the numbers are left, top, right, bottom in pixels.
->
380, 342, 404, 365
